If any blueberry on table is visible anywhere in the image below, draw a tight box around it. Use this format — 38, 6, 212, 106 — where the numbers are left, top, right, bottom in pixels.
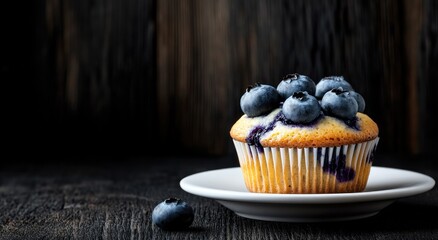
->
349, 91, 366, 112
315, 76, 354, 99
152, 197, 194, 230
321, 87, 358, 119
276, 73, 316, 99
240, 83, 282, 117
282, 91, 321, 123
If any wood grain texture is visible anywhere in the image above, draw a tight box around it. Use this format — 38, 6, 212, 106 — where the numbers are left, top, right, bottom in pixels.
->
420, 0, 438, 153
403, 0, 423, 154
31, 0, 157, 155
156, 0, 426, 155
0, 155, 437, 239
157, 0, 233, 155
5, 0, 438, 157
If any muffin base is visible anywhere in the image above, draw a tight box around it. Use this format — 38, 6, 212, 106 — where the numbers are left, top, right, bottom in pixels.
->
233, 138, 379, 194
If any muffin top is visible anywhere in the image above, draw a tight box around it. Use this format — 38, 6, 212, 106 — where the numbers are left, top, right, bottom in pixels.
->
230, 108, 378, 148
230, 73, 379, 148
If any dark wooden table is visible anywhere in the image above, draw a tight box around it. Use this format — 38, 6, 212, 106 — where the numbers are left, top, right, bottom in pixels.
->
1, 153, 437, 240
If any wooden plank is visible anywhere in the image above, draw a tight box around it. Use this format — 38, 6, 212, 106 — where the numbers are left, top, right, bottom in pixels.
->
35, 0, 157, 154
403, 0, 423, 154
157, 0, 232, 155
419, 0, 438, 153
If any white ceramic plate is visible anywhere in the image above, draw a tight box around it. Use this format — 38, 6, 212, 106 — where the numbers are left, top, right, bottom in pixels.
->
180, 166, 435, 222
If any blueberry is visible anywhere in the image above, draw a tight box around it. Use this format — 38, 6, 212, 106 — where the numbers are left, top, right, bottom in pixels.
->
321, 87, 358, 119
152, 197, 194, 230
349, 91, 366, 112
276, 73, 316, 100
282, 91, 321, 123
315, 76, 354, 99
240, 83, 282, 117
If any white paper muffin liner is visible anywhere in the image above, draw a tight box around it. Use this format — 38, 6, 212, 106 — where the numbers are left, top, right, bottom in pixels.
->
233, 138, 379, 193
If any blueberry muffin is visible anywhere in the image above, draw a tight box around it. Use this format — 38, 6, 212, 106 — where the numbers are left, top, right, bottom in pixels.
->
230, 74, 379, 194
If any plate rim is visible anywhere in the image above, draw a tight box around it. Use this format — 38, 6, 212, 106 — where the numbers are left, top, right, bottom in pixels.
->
180, 166, 435, 204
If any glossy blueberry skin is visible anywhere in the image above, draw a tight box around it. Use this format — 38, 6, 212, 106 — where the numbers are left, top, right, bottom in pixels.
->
240, 83, 282, 117
349, 91, 366, 112
276, 73, 316, 100
321, 88, 358, 119
282, 91, 321, 123
152, 198, 194, 230
315, 76, 354, 99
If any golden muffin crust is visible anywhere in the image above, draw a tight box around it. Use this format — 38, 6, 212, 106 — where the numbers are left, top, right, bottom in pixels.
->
230, 108, 378, 148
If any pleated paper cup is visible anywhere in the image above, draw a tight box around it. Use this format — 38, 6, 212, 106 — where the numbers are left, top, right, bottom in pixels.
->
232, 138, 379, 194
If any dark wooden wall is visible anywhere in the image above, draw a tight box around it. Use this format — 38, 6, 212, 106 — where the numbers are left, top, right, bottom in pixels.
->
2, 0, 437, 159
